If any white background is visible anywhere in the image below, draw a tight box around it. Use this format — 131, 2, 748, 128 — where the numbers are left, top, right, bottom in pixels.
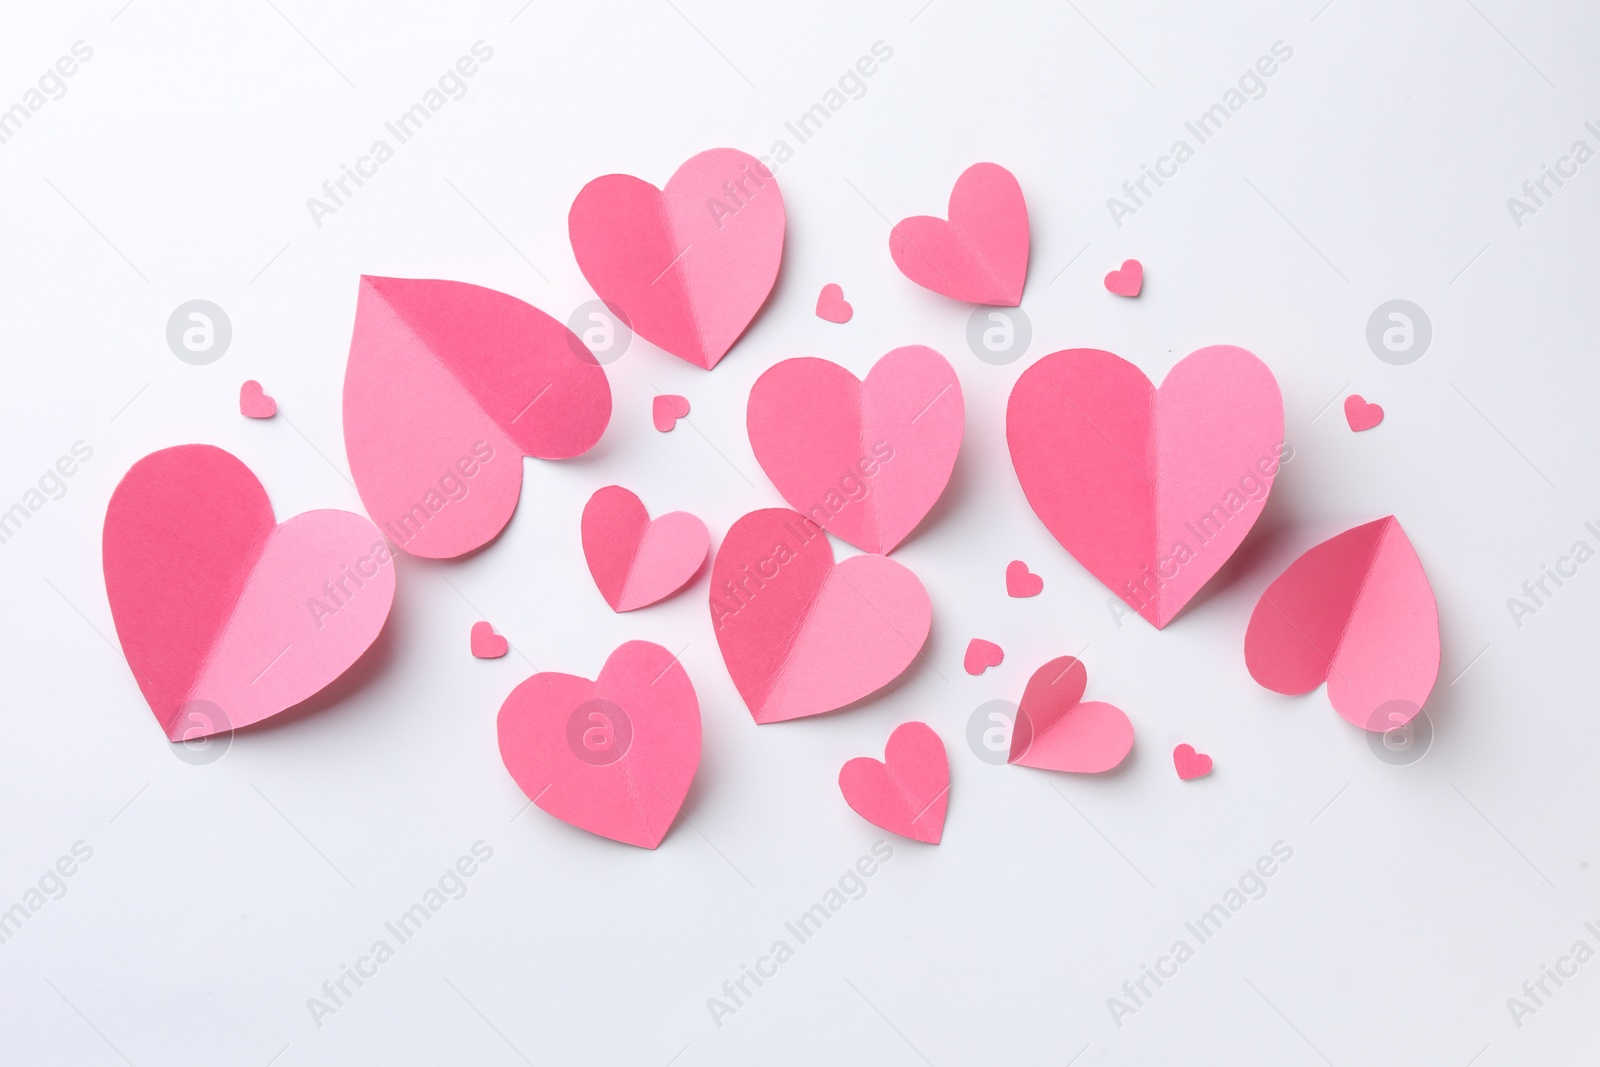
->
1, 0, 1597, 1063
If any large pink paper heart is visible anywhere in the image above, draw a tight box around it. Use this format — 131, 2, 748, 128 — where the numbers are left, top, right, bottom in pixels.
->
103, 445, 395, 740
1008, 656, 1133, 773
343, 276, 611, 560
839, 721, 949, 844
569, 148, 785, 370
581, 485, 709, 612
747, 347, 964, 555
889, 162, 1029, 306
497, 641, 699, 849
710, 509, 931, 724
1007, 346, 1285, 629
1245, 516, 1439, 732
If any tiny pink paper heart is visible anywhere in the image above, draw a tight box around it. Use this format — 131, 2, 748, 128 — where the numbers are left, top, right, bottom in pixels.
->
963, 638, 1004, 676
653, 394, 690, 432
239, 380, 276, 418
1173, 743, 1213, 780
1006, 560, 1043, 598
471, 621, 508, 659
815, 283, 853, 323
1008, 656, 1133, 773
1344, 394, 1383, 432
582, 485, 708, 613
1104, 259, 1143, 297
890, 162, 1029, 306
839, 721, 949, 844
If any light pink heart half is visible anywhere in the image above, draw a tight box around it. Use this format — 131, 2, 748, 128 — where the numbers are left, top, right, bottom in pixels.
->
889, 162, 1029, 306
748, 347, 964, 555
569, 148, 785, 369
582, 485, 709, 612
1008, 656, 1133, 774
103, 445, 395, 740
1008, 346, 1285, 629
839, 721, 949, 844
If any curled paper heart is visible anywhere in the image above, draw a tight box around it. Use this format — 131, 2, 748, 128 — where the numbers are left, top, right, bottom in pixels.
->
890, 162, 1029, 306
581, 485, 708, 612
1008, 656, 1133, 773
839, 721, 949, 844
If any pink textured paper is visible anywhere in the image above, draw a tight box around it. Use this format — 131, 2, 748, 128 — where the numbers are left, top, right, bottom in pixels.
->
1008, 656, 1133, 773
839, 721, 949, 844
889, 162, 1028, 306
581, 485, 708, 612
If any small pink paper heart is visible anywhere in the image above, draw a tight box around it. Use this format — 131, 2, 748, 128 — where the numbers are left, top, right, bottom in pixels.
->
1005, 560, 1043, 598
239, 380, 276, 418
582, 486, 708, 613
815, 283, 853, 323
1008, 656, 1133, 773
652, 394, 690, 432
470, 621, 508, 659
839, 721, 949, 844
889, 162, 1029, 306
1104, 259, 1143, 297
963, 638, 1004, 676
1344, 394, 1383, 432
1173, 743, 1212, 780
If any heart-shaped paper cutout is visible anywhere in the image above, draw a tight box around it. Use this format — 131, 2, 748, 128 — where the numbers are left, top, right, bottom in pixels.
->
239, 380, 276, 418
963, 638, 1004, 675
343, 276, 611, 560
816, 283, 853, 323
839, 721, 949, 844
710, 508, 931, 723
1008, 656, 1133, 773
1006, 559, 1042, 598
582, 485, 709, 612
497, 640, 699, 849
471, 621, 508, 659
889, 162, 1028, 306
1008, 346, 1285, 629
1104, 259, 1143, 297
1173, 743, 1212, 780
1245, 516, 1439, 732
569, 148, 785, 370
1344, 394, 1383, 432
748, 346, 964, 555
103, 445, 395, 740
652, 394, 690, 432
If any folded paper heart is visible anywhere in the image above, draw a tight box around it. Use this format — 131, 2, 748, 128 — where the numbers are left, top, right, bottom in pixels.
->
1344, 394, 1384, 432
1005, 559, 1042, 598
470, 621, 508, 659
103, 444, 395, 740
497, 641, 699, 849
710, 508, 931, 723
1008, 346, 1285, 629
1173, 743, 1212, 780
1104, 259, 1143, 297
839, 721, 949, 844
1245, 516, 1439, 732
239, 380, 276, 418
569, 148, 785, 370
815, 283, 853, 323
1008, 656, 1133, 773
963, 638, 1004, 675
748, 346, 964, 555
890, 162, 1029, 306
582, 485, 708, 612
343, 276, 611, 559
652, 394, 690, 432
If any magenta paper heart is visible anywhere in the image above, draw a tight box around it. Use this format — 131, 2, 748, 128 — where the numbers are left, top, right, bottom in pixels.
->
470, 621, 508, 659
710, 509, 931, 724
1007, 346, 1285, 629
889, 162, 1029, 306
569, 148, 785, 370
1245, 516, 1439, 732
103, 445, 395, 740
1173, 744, 1213, 780
963, 638, 1004, 676
343, 276, 611, 560
581, 485, 709, 612
1104, 259, 1143, 297
747, 347, 964, 555
1344, 394, 1383, 432
815, 283, 853, 323
839, 721, 949, 844
1008, 656, 1133, 773
497, 641, 699, 849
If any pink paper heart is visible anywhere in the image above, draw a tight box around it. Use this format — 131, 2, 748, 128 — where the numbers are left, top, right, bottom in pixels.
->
747, 346, 964, 555
710, 508, 931, 724
652, 394, 690, 432
1104, 259, 1143, 297
471, 621, 508, 659
815, 282, 853, 323
963, 638, 1004, 675
1007, 346, 1285, 629
497, 641, 699, 849
103, 445, 395, 740
1344, 394, 1383, 432
1006, 559, 1043, 598
569, 148, 785, 370
889, 162, 1029, 306
343, 276, 611, 560
1173, 743, 1213, 780
1008, 656, 1133, 773
239, 380, 276, 418
1245, 516, 1439, 732
582, 485, 709, 612
839, 721, 949, 844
